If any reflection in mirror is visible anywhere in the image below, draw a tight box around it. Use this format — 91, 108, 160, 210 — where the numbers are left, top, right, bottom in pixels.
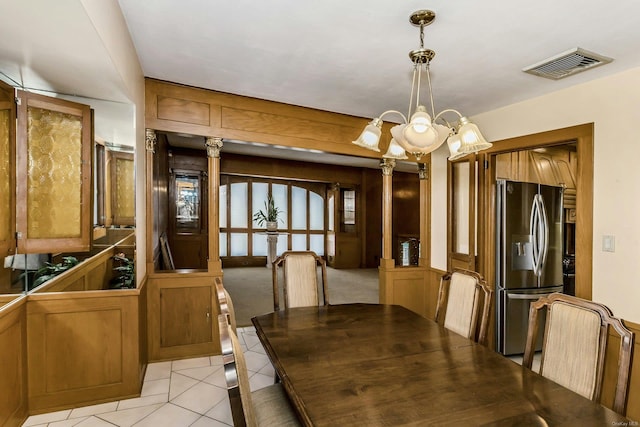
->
176, 174, 201, 230
0, 88, 137, 295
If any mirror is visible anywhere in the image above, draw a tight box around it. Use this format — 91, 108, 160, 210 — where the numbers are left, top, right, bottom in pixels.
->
0, 89, 136, 295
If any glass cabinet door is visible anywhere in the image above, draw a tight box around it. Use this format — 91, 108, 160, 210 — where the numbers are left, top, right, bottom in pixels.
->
16, 90, 92, 253
0, 81, 16, 293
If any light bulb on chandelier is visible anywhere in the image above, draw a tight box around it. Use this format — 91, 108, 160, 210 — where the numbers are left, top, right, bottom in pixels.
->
352, 9, 492, 163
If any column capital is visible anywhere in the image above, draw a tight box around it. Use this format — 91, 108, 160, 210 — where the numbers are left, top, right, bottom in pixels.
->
205, 137, 223, 158
380, 158, 396, 176
145, 129, 157, 153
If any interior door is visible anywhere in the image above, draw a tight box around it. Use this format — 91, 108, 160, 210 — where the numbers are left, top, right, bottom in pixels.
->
448, 156, 477, 271
169, 169, 208, 269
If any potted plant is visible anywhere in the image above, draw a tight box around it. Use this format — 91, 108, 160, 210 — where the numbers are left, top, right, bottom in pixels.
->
253, 194, 282, 231
109, 253, 135, 289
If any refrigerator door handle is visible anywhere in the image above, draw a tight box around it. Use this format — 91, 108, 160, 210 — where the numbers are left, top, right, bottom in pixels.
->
530, 193, 548, 277
538, 193, 549, 274
507, 292, 553, 300
530, 195, 541, 276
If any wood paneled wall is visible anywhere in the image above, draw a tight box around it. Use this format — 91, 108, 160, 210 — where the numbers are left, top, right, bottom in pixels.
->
27, 291, 141, 413
0, 298, 27, 427
145, 79, 389, 158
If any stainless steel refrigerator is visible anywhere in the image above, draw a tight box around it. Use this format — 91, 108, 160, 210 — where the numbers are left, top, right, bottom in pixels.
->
496, 180, 564, 355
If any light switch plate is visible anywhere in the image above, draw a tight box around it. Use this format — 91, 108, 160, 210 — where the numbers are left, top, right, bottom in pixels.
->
602, 235, 615, 252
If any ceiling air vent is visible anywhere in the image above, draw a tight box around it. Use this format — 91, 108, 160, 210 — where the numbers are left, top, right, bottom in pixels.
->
523, 47, 613, 80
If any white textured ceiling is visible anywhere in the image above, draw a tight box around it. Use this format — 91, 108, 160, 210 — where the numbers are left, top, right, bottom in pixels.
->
117, 0, 640, 121
3, 1, 640, 167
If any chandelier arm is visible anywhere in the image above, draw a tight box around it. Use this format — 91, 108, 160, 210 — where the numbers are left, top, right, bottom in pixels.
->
377, 110, 408, 124
433, 109, 463, 123
416, 61, 422, 109
426, 63, 436, 118
408, 63, 418, 119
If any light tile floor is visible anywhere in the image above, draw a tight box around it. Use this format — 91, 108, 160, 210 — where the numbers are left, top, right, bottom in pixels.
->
22, 327, 272, 427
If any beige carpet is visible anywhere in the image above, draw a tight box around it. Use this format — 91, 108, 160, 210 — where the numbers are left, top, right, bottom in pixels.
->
221, 266, 379, 326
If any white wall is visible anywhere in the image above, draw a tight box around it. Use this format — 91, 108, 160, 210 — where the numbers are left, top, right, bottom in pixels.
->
431, 66, 640, 323
81, 0, 147, 282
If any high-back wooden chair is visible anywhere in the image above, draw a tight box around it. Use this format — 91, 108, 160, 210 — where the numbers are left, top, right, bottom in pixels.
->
272, 251, 328, 311
523, 293, 634, 414
217, 315, 300, 426
434, 268, 493, 345
215, 277, 236, 334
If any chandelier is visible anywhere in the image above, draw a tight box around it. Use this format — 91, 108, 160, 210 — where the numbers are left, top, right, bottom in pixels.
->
352, 10, 492, 162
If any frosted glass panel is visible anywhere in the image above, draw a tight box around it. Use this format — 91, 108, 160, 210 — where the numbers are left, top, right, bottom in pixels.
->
230, 183, 248, 228
219, 184, 227, 227
0, 109, 9, 241
453, 162, 470, 254
114, 157, 135, 219
291, 234, 306, 251
310, 235, 324, 255
219, 232, 227, 257
27, 106, 82, 238
276, 234, 287, 256
328, 194, 334, 232
272, 184, 288, 228
252, 182, 268, 228
252, 233, 267, 256
309, 191, 324, 230
291, 186, 307, 230
230, 233, 248, 256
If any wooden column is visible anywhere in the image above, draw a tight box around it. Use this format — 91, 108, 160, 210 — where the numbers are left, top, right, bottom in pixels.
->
206, 137, 223, 274
145, 129, 156, 273
418, 162, 429, 267
380, 159, 395, 268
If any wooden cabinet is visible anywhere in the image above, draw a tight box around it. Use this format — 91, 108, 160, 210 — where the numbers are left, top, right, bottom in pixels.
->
495, 147, 577, 212
147, 273, 220, 361
160, 286, 212, 347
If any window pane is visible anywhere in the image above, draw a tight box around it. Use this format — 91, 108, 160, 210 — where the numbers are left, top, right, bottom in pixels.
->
230, 183, 248, 228
230, 233, 248, 256
328, 194, 334, 232
252, 232, 267, 256
291, 186, 307, 230
219, 184, 227, 228
343, 190, 356, 225
219, 232, 227, 257
453, 162, 470, 254
309, 191, 324, 230
252, 182, 268, 228
310, 235, 324, 255
272, 184, 288, 229
276, 234, 288, 256
291, 234, 306, 251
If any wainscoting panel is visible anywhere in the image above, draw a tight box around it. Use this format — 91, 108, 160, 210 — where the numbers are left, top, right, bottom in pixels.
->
0, 298, 27, 427
27, 292, 140, 413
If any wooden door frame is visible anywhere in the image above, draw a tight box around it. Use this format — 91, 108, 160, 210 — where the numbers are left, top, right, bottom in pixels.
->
476, 123, 593, 303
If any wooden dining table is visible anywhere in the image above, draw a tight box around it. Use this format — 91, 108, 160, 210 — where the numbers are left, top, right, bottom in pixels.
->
252, 303, 632, 426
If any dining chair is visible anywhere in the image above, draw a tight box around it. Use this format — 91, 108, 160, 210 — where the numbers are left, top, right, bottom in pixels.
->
217, 315, 300, 426
215, 276, 237, 334
272, 250, 328, 311
523, 292, 634, 414
434, 268, 493, 345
